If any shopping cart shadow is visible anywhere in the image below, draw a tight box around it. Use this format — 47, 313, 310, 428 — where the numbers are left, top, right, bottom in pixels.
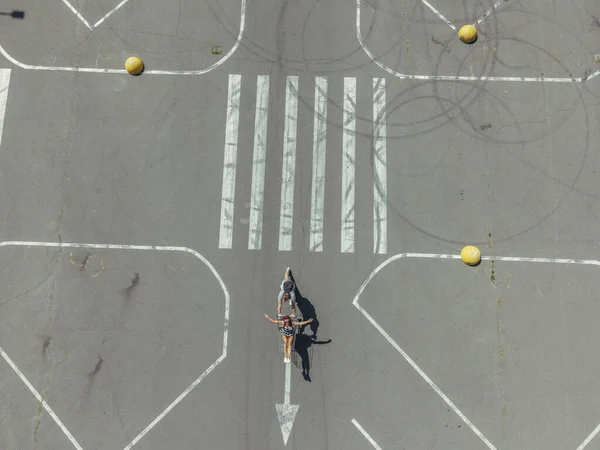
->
294, 334, 331, 382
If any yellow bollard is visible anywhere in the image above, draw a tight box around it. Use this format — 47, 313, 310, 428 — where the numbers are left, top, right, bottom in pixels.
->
461, 245, 481, 265
458, 25, 477, 44
125, 56, 144, 75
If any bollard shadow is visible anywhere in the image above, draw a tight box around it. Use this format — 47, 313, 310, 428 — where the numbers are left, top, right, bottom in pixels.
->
0, 11, 25, 19
294, 334, 331, 382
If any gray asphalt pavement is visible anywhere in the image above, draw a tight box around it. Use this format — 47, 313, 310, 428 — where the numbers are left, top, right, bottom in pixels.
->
1, 0, 600, 449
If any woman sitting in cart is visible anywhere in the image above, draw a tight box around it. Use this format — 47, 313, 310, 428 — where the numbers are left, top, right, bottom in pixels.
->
264, 314, 313, 363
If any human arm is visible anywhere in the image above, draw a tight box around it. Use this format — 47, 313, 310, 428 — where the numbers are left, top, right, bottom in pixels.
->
264, 314, 282, 324
292, 318, 313, 326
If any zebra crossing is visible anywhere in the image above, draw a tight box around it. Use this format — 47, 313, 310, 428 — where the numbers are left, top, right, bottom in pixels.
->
218, 74, 388, 254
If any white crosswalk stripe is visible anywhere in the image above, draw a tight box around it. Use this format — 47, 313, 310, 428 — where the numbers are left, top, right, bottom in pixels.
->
218, 74, 390, 254
372, 78, 388, 255
341, 77, 357, 254
279, 76, 299, 252
0, 69, 11, 148
218, 74, 242, 249
309, 77, 328, 252
248, 75, 270, 250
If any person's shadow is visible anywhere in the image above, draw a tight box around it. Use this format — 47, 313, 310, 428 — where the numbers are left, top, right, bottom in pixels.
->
289, 271, 319, 339
288, 270, 330, 381
294, 334, 331, 382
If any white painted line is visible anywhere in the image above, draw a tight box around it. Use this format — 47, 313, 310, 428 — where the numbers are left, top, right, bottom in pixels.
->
0, 347, 84, 450
355, 0, 600, 83
61, 0, 132, 30
278, 76, 299, 252
93, 0, 133, 28
354, 301, 497, 449
577, 423, 600, 450
219, 74, 242, 249
284, 356, 292, 404
352, 251, 600, 450
309, 77, 328, 252
341, 77, 356, 254
248, 75, 270, 250
372, 78, 387, 255
124, 355, 226, 449
275, 359, 299, 446
0, 240, 230, 450
275, 403, 299, 446
475, 0, 506, 25
419, 0, 456, 31
0, 0, 246, 75
0, 69, 11, 148
351, 419, 383, 450
60, 0, 93, 30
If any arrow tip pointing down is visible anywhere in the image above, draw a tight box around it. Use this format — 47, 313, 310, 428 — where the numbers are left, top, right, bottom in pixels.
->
275, 403, 299, 445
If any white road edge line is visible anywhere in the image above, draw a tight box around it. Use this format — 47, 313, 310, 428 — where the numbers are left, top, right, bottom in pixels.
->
310, 76, 328, 252
218, 74, 242, 249
353, 252, 600, 450
372, 78, 387, 255
0, 241, 230, 450
355, 0, 600, 83
0, 346, 84, 450
60, 0, 93, 30
354, 301, 497, 450
0, 69, 11, 148
248, 75, 270, 250
351, 419, 383, 450
0, 0, 246, 75
278, 76, 299, 252
475, 0, 506, 25
93, 0, 133, 28
341, 77, 356, 254
419, 0, 456, 31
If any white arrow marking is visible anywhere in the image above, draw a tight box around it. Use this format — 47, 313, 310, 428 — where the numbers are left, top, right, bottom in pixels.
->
276, 357, 299, 445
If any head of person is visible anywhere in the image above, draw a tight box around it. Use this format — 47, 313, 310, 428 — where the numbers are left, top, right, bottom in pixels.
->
282, 292, 290, 301
283, 280, 294, 293
282, 316, 292, 326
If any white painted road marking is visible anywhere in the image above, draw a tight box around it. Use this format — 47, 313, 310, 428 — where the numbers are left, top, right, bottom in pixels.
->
279, 76, 299, 252
92, 0, 133, 28
0, 241, 230, 450
61, 0, 133, 30
578, 423, 600, 450
341, 77, 356, 253
0, 69, 10, 148
248, 75, 270, 250
0, 0, 246, 75
372, 78, 387, 254
351, 419, 383, 450
219, 74, 242, 249
276, 360, 300, 446
309, 77, 328, 252
355, 0, 600, 83
475, 0, 506, 25
353, 252, 600, 450
0, 347, 84, 450
419, 0, 456, 31
60, 0, 93, 29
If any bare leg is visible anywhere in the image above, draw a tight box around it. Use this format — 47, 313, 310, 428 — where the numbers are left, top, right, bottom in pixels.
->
281, 335, 287, 360
285, 267, 291, 278
286, 337, 294, 359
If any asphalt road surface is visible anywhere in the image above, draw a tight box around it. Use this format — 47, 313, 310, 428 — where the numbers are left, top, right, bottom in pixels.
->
1, 0, 600, 449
